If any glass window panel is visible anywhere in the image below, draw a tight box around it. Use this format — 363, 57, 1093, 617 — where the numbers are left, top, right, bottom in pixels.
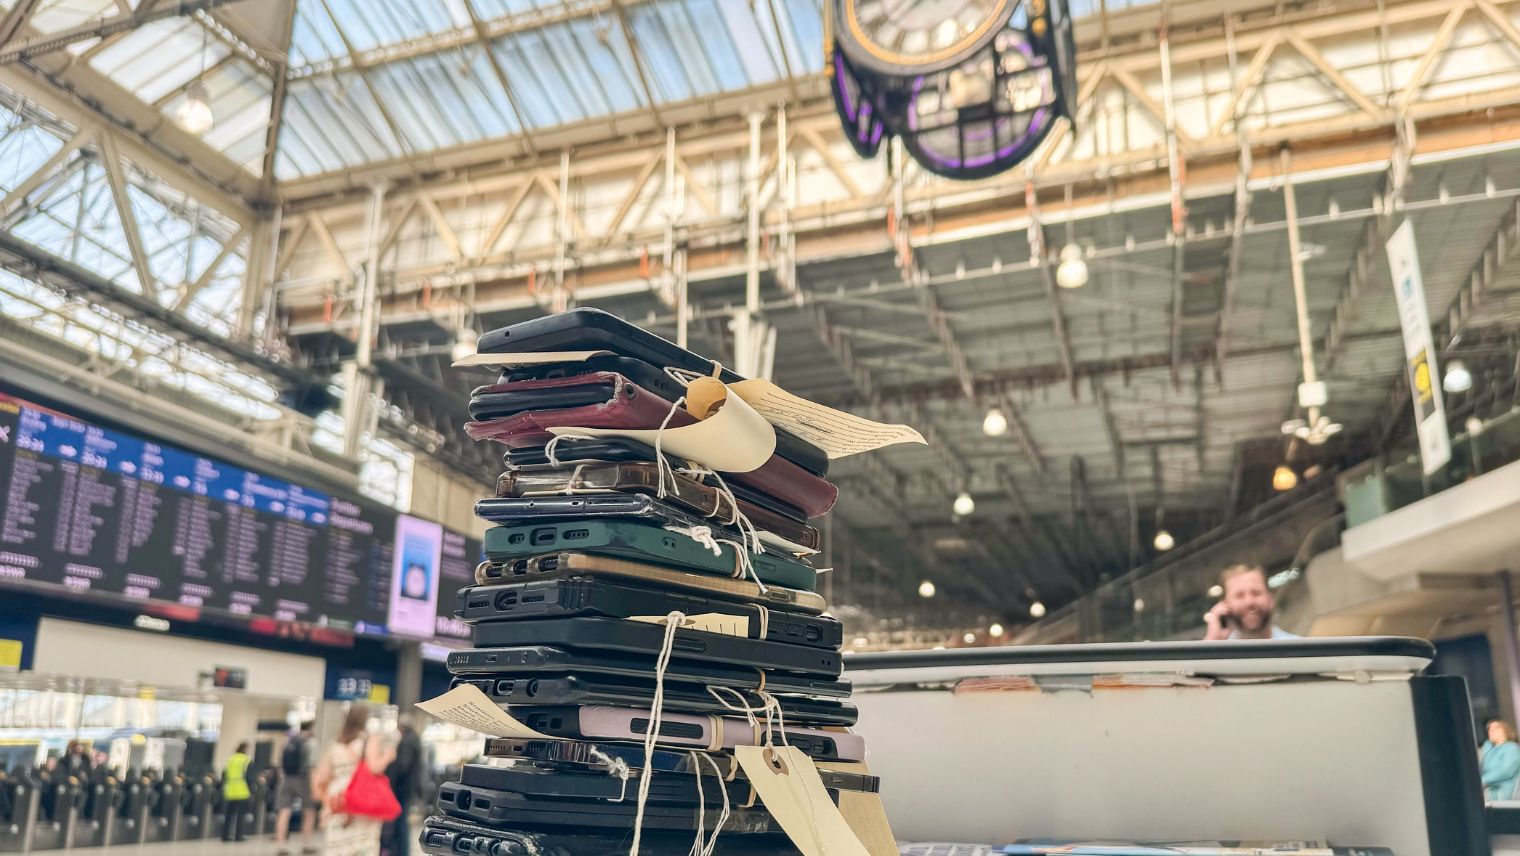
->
685, 0, 749, 89
625, 10, 692, 102
568, 18, 644, 110
713, 0, 779, 84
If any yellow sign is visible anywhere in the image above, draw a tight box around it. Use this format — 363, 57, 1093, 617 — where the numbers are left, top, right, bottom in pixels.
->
0, 639, 21, 669
367, 684, 391, 705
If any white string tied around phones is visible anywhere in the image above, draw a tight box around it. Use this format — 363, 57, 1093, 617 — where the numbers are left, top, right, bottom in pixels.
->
629, 610, 684, 856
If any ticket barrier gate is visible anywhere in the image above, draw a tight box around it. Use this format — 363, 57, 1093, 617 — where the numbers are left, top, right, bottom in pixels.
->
0, 776, 37, 853
111, 775, 151, 846
68, 776, 118, 848
140, 774, 181, 844
23, 777, 78, 851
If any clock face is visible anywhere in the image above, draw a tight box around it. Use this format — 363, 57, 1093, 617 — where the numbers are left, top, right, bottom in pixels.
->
839, 0, 1013, 74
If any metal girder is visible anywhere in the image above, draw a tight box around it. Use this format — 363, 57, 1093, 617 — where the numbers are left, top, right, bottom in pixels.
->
0, 0, 246, 64
258, 0, 298, 196
1024, 179, 1077, 390
315, 0, 413, 160
996, 390, 1046, 474
1215, 144, 1252, 379
609, 0, 665, 127
0, 126, 89, 218
0, 0, 41, 49
95, 129, 158, 301
0, 229, 311, 387
911, 276, 980, 403
1321, 119, 1414, 371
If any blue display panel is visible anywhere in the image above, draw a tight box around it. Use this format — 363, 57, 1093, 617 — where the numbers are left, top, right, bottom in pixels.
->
0, 389, 477, 642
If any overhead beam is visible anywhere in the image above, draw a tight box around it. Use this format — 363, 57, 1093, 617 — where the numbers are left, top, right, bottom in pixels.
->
95, 129, 158, 301
0, 0, 246, 64
1025, 179, 1077, 389
0, 0, 42, 49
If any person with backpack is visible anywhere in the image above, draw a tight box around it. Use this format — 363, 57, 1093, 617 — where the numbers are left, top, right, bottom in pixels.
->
274, 722, 318, 855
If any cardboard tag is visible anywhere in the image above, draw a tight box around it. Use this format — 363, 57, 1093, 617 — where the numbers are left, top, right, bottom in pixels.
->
835, 789, 898, 856
734, 745, 872, 856
629, 612, 750, 638
550, 377, 777, 473
728, 379, 925, 459
415, 685, 558, 739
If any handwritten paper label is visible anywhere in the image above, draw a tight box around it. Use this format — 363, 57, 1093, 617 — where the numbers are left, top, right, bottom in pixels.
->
629, 612, 750, 638
728, 380, 925, 459
415, 685, 558, 740
735, 745, 872, 856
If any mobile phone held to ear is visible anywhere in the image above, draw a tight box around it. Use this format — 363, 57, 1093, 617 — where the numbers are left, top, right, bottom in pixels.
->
1217, 612, 1233, 629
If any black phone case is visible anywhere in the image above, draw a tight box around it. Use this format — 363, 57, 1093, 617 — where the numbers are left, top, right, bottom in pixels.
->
458, 762, 750, 806
437, 781, 781, 833
467, 616, 843, 678
480, 739, 881, 793
444, 644, 851, 697
468, 380, 624, 421
480, 519, 819, 593
504, 439, 807, 523
511, 706, 860, 762
448, 673, 859, 726
420, 816, 802, 856
498, 354, 829, 478
454, 577, 843, 650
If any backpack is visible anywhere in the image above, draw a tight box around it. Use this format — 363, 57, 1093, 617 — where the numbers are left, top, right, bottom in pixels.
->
280, 736, 307, 775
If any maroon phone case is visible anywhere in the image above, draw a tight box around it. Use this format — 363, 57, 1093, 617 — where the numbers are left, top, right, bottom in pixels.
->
464, 372, 838, 519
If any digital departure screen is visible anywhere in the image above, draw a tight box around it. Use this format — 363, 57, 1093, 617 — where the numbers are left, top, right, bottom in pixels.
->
0, 389, 477, 642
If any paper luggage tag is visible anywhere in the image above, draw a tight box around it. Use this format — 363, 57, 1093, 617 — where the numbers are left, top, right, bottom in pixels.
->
629, 612, 750, 638
734, 745, 872, 856
834, 789, 898, 856
451, 349, 613, 369
548, 376, 777, 473
726, 379, 926, 459
415, 684, 559, 740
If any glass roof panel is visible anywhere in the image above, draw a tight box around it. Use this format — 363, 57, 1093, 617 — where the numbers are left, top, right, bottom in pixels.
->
276, 73, 406, 177
29, 0, 119, 33
685, 0, 750, 90
289, 0, 351, 66
319, 0, 458, 54
712, 0, 782, 86
87, 18, 229, 104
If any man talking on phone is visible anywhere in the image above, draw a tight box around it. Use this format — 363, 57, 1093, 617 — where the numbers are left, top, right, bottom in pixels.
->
1203, 564, 1300, 641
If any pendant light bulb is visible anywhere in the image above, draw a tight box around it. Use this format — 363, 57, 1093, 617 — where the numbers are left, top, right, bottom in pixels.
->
1056, 243, 1088, 289
988, 622, 1005, 637
1443, 359, 1472, 393
1028, 601, 1046, 618
918, 580, 937, 599
982, 407, 1008, 437
1153, 529, 1175, 551
953, 492, 975, 517
176, 82, 214, 135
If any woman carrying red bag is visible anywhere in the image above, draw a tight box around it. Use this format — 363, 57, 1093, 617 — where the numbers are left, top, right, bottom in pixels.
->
313, 703, 399, 856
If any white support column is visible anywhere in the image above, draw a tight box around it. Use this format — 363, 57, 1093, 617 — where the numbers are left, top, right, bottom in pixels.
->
343, 182, 387, 458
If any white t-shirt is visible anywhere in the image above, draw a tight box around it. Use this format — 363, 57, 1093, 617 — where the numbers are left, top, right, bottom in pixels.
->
1229, 625, 1299, 640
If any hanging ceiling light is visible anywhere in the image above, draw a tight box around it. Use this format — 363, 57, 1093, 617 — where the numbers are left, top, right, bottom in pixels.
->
1207, 584, 1223, 598
1055, 243, 1088, 289
1133, 598, 1146, 613
982, 406, 1008, 437
988, 622, 1005, 637
952, 492, 976, 517
1153, 529, 1175, 551
450, 327, 479, 363
1466, 415, 1486, 436
918, 580, 937, 598
176, 81, 214, 135
1443, 359, 1473, 393
1281, 414, 1343, 446
962, 632, 977, 644
1272, 465, 1299, 492
1028, 600, 1046, 618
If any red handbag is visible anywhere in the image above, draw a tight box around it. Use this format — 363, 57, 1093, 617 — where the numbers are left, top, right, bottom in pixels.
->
335, 741, 401, 821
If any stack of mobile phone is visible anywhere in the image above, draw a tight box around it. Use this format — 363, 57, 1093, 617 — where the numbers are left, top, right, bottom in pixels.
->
425, 309, 876, 855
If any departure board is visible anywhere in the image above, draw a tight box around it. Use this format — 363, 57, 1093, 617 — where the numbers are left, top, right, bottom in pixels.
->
0, 389, 479, 642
